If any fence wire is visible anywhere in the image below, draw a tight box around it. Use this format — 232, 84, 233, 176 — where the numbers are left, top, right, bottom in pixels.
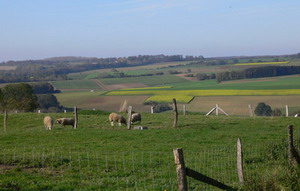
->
0, 131, 299, 190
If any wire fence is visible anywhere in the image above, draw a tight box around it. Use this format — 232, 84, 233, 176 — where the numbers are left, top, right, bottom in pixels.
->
0, 132, 299, 190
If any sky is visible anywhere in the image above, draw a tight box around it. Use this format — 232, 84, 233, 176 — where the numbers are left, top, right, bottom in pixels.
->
0, 0, 300, 62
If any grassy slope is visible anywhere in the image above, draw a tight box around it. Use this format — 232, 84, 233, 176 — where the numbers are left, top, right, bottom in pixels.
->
1, 112, 299, 152
99, 75, 188, 86
1, 113, 300, 190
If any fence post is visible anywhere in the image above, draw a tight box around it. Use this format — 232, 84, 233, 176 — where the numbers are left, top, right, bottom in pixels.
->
127, 106, 132, 130
173, 148, 188, 191
216, 104, 219, 116
74, 106, 78, 129
183, 105, 186, 116
237, 138, 244, 184
150, 106, 154, 114
248, 104, 253, 117
287, 125, 300, 165
4, 109, 7, 131
286, 105, 289, 117
173, 98, 178, 128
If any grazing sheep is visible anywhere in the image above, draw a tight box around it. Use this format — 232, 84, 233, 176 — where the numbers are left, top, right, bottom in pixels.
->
44, 116, 54, 130
56, 118, 75, 128
295, 113, 300, 117
109, 112, 127, 126
131, 112, 141, 124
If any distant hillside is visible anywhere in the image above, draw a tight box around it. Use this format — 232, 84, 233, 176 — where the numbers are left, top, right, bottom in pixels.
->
0, 53, 299, 84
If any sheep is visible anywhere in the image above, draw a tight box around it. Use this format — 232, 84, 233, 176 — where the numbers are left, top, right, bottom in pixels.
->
44, 116, 54, 130
56, 118, 75, 128
109, 112, 127, 126
295, 113, 300, 117
131, 112, 141, 124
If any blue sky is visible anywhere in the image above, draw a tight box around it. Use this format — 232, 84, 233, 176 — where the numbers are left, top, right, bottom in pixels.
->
1, 0, 300, 61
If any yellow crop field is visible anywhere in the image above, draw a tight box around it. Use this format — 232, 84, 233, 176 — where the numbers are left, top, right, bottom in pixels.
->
106, 89, 300, 103
122, 86, 172, 90
234, 61, 288, 66
145, 95, 194, 103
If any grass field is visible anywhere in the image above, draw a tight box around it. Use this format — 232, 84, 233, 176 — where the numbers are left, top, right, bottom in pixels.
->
99, 75, 188, 86
1, 113, 300, 190
234, 61, 289, 66
51, 80, 101, 91
55, 91, 105, 107
170, 75, 300, 90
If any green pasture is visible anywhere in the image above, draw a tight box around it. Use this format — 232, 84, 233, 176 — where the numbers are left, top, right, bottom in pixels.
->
51, 80, 100, 90
0, 112, 300, 190
169, 75, 300, 90
55, 91, 104, 108
99, 75, 188, 86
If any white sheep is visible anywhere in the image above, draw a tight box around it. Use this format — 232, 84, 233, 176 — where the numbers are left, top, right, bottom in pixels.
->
44, 116, 54, 130
109, 112, 127, 126
295, 113, 300, 117
56, 118, 75, 128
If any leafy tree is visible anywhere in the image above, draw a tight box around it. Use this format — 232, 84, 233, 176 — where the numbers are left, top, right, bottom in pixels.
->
31, 82, 60, 94
154, 103, 172, 113
1, 83, 38, 112
254, 102, 272, 116
36, 94, 61, 110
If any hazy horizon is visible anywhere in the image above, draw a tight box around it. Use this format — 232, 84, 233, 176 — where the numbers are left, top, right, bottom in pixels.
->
1, 0, 300, 62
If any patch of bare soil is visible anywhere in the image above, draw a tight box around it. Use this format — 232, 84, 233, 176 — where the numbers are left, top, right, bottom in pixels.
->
79, 95, 151, 112
0, 66, 16, 70
106, 83, 147, 90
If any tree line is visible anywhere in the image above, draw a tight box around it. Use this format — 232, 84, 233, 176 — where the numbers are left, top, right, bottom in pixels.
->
216, 66, 300, 82
0, 55, 202, 83
0, 83, 64, 113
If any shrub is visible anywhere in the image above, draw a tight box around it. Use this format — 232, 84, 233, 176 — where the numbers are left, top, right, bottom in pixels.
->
254, 102, 272, 116
153, 103, 172, 113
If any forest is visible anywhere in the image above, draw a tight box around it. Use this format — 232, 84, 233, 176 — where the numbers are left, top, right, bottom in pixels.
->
216, 65, 300, 82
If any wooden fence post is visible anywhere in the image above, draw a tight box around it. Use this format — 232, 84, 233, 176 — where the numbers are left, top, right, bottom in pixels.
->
173, 148, 188, 191
287, 125, 300, 165
248, 104, 253, 117
183, 105, 186, 116
127, 106, 132, 130
4, 109, 7, 131
286, 105, 289, 117
74, 106, 78, 129
173, 98, 178, 128
216, 104, 219, 116
237, 138, 244, 184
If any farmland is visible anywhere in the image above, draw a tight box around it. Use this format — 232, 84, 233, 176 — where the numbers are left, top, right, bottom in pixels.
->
1, 112, 300, 190
99, 75, 188, 86
53, 69, 300, 115
2, 58, 300, 190
234, 61, 289, 66
51, 80, 101, 91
